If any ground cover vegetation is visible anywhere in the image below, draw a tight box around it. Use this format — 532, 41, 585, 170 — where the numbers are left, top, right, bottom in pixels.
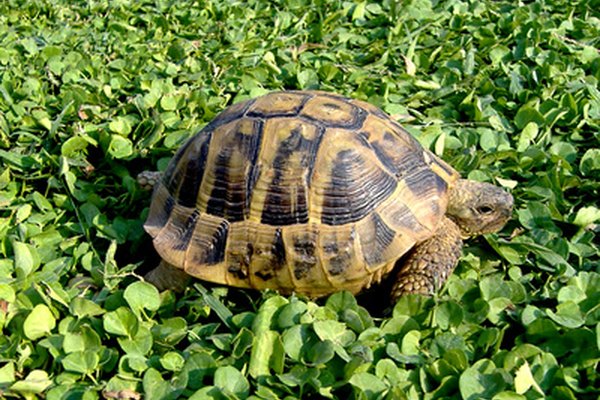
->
0, 0, 599, 398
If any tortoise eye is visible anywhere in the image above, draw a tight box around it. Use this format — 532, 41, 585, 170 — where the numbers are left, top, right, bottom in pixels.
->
477, 205, 494, 215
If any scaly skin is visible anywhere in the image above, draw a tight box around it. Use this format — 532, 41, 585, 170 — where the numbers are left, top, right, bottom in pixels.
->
145, 260, 190, 292
391, 217, 462, 297
391, 179, 513, 298
137, 171, 162, 191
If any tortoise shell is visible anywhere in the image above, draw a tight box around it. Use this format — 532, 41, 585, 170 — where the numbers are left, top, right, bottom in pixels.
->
144, 91, 459, 297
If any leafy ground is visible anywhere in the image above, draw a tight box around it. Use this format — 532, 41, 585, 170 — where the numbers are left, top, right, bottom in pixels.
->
1, 0, 599, 399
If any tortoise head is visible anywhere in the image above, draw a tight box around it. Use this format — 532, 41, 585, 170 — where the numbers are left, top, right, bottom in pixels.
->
446, 179, 513, 238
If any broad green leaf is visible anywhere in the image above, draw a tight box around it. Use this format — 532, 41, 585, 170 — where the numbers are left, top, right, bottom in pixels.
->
108, 135, 133, 158
517, 122, 539, 151
214, 365, 250, 398
109, 117, 132, 135
0, 283, 15, 302
13, 241, 37, 278
118, 326, 153, 355
63, 326, 102, 353
70, 297, 104, 318
160, 352, 185, 372
514, 361, 544, 395
232, 327, 254, 359
305, 339, 335, 365
276, 300, 308, 329
282, 324, 311, 362
181, 353, 218, 391
24, 304, 56, 340
573, 207, 600, 228
580, 149, 600, 176
62, 351, 100, 374
348, 372, 388, 398
103, 307, 139, 337
514, 106, 545, 129
61, 136, 90, 157
546, 302, 584, 328
143, 368, 173, 400
10, 370, 52, 394
401, 330, 421, 355
0, 362, 15, 385
249, 329, 284, 378
459, 359, 507, 400
124, 281, 161, 316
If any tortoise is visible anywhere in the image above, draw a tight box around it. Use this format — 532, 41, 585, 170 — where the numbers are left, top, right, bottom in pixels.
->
138, 90, 513, 300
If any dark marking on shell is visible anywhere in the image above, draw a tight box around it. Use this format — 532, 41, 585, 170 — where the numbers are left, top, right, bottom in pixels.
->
172, 210, 200, 251
292, 233, 317, 280
254, 270, 273, 281
148, 195, 175, 232
328, 256, 347, 276
321, 149, 397, 225
166, 131, 212, 207
273, 228, 287, 266
253, 228, 286, 281
404, 168, 439, 198
206, 98, 256, 130
261, 125, 323, 225
203, 220, 229, 265
386, 203, 422, 232
299, 107, 368, 130
228, 242, 253, 279
323, 102, 342, 110
361, 213, 396, 266
434, 173, 448, 193
206, 120, 264, 221
363, 133, 408, 178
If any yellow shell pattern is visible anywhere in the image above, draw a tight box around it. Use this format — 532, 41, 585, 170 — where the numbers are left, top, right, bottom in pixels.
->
144, 91, 459, 297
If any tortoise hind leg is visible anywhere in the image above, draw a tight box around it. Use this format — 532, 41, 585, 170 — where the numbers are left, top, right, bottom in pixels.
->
145, 261, 190, 292
391, 217, 463, 299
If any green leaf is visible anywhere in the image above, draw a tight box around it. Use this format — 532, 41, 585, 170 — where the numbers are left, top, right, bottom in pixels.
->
348, 372, 388, 398
459, 359, 507, 400
62, 351, 100, 374
103, 307, 139, 337
119, 326, 153, 355
596, 323, 600, 353
109, 117, 132, 135
70, 297, 104, 318
517, 122, 539, 151
0, 362, 15, 386
572, 207, 600, 228
580, 149, 600, 176
108, 135, 133, 159
546, 302, 584, 328
0, 283, 16, 302
305, 339, 335, 365
313, 319, 353, 361
249, 329, 284, 378
514, 361, 544, 395
143, 368, 174, 400
61, 136, 90, 157
214, 365, 250, 398
160, 352, 185, 372
514, 106, 545, 129
13, 241, 37, 278
10, 370, 52, 394
23, 304, 56, 340
124, 281, 161, 316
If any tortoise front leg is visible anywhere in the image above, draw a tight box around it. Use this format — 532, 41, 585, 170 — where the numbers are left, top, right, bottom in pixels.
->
145, 260, 190, 292
391, 216, 463, 299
